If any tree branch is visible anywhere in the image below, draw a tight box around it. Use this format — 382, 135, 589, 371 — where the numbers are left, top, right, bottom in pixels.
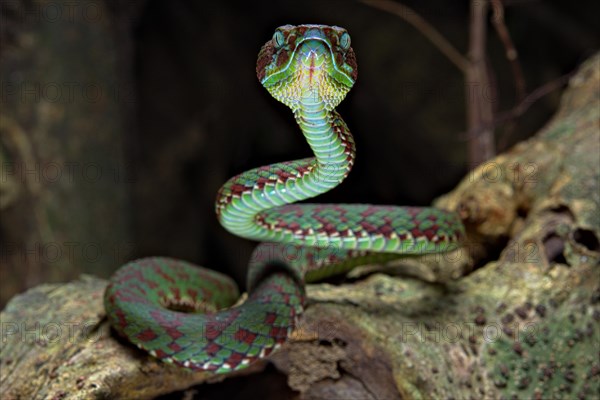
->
490, 0, 526, 102
359, 0, 468, 72
460, 72, 572, 145
466, 0, 496, 165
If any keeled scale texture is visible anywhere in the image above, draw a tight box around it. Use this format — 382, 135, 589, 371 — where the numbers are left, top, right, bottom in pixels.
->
105, 25, 464, 373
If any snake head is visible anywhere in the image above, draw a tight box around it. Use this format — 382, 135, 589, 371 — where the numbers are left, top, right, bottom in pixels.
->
256, 25, 357, 111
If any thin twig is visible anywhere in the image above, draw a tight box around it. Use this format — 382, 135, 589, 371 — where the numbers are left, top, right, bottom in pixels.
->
460, 72, 573, 143
490, 0, 526, 102
359, 0, 469, 72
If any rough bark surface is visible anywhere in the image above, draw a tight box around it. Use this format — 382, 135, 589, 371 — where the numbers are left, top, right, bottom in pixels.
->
1, 54, 598, 399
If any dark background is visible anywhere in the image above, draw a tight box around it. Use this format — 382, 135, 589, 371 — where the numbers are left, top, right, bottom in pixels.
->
1, 0, 598, 307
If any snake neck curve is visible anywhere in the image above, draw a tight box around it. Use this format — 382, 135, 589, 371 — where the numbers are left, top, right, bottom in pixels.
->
216, 25, 358, 245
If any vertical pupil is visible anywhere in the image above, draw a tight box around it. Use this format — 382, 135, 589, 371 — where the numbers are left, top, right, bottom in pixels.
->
340, 33, 350, 49
274, 31, 284, 47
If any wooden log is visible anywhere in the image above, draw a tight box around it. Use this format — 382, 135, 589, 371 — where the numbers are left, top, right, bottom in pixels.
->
1, 53, 598, 400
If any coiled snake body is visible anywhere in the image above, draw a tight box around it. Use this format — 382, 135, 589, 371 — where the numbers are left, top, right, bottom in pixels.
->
105, 25, 465, 373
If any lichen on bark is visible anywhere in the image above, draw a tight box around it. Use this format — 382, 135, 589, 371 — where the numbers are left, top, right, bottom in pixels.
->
1, 54, 598, 400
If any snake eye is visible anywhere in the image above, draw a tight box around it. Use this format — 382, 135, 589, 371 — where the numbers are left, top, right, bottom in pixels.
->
339, 32, 351, 50
273, 31, 285, 48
